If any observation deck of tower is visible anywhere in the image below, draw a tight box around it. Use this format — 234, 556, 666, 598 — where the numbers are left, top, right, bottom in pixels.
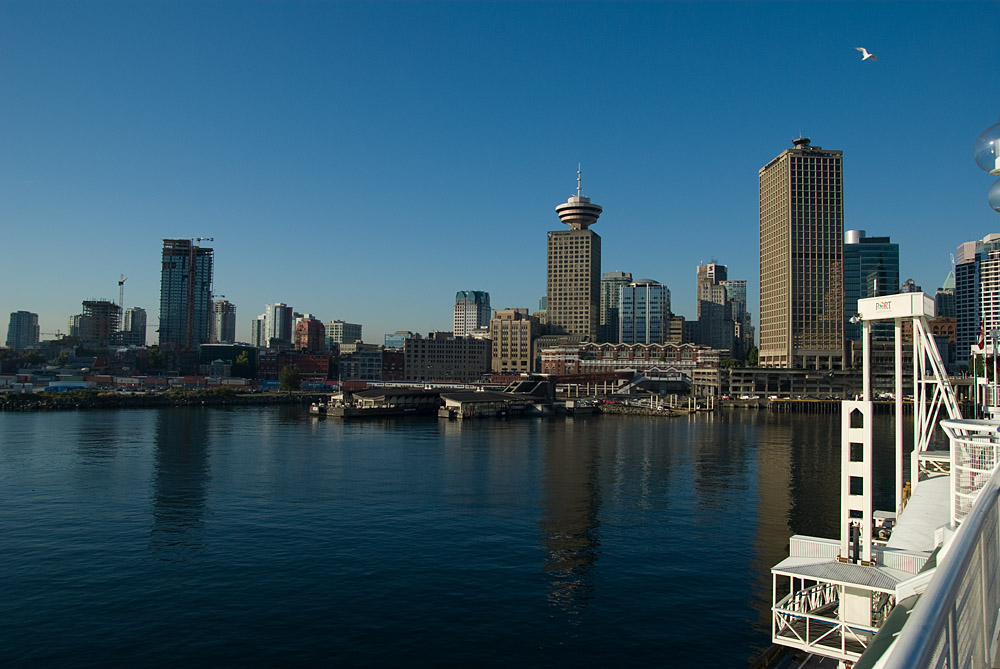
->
555, 167, 603, 229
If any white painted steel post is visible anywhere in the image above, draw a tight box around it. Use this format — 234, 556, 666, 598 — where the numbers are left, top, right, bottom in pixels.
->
896, 317, 904, 513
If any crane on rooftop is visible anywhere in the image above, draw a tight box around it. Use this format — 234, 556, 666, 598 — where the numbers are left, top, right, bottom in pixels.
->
118, 274, 127, 312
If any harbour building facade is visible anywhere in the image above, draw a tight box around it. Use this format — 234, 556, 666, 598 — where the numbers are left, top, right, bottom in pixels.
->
546, 170, 602, 342
489, 308, 539, 373
159, 239, 214, 349
759, 138, 844, 369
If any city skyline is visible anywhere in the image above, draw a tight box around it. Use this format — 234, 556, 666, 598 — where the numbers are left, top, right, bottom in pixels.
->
3, 2, 999, 342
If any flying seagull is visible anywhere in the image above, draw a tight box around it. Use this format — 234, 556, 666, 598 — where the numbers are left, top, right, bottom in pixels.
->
856, 47, 877, 61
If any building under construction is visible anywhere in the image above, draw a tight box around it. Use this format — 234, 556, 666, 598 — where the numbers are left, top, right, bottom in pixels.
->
158, 238, 214, 350
81, 299, 121, 347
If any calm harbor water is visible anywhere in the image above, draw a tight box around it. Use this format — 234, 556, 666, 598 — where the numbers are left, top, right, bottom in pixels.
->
0, 406, 904, 667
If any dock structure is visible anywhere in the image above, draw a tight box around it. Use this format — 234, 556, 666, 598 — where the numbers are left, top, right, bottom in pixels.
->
311, 388, 442, 417
767, 292, 1000, 667
437, 390, 535, 419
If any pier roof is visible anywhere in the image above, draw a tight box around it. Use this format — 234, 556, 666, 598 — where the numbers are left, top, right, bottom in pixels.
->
773, 557, 908, 592
885, 475, 951, 554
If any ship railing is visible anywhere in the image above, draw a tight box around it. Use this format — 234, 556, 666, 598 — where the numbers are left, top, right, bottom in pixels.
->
877, 421, 1000, 668
773, 581, 876, 661
940, 419, 1000, 524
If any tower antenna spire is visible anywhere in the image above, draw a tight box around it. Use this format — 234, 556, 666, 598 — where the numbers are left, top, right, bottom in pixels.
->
577, 163, 582, 197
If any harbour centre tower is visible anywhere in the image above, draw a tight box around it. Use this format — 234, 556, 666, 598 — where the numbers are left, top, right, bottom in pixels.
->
546, 170, 602, 342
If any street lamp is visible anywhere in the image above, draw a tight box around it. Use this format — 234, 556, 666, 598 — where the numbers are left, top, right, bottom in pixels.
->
974, 118, 1000, 213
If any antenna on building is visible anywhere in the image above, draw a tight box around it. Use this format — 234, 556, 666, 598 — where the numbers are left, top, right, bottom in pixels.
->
577, 163, 582, 197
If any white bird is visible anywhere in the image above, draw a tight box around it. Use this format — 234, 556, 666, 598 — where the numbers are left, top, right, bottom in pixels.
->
856, 47, 877, 61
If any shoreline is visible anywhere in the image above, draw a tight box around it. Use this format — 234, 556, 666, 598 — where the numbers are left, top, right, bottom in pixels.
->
0, 389, 324, 412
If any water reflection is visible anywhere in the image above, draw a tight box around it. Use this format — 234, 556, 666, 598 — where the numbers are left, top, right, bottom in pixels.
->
540, 419, 602, 617
150, 408, 211, 560
74, 411, 124, 463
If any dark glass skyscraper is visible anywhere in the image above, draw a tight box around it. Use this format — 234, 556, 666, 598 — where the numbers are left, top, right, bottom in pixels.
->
159, 239, 214, 349
844, 230, 899, 342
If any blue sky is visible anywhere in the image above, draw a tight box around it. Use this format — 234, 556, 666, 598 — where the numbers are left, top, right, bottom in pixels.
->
3, 1, 999, 344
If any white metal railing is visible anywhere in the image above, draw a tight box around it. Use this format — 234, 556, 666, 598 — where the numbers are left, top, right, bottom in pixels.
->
940, 419, 1000, 524
876, 423, 1000, 668
773, 582, 877, 660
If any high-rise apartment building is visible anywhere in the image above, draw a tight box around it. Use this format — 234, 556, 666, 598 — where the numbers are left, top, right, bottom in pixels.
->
264, 303, 293, 346
599, 271, 632, 342
619, 279, 671, 345
759, 138, 844, 369
159, 239, 214, 349
121, 307, 147, 347
955, 233, 1000, 366
251, 315, 266, 348
489, 308, 539, 373
453, 291, 491, 337
5, 311, 39, 351
211, 300, 237, 344
843, 230, 899, 343
546, 171, 602, 342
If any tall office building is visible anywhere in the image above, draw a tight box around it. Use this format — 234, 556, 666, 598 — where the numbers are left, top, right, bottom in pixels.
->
619, 279, 671, 344
121, 307, 147, 347
720, 279, 754, 360
453, 291, 491, 337
5, 311, 39, 351
159, 239, 214, 349
546, 170, 602, 341
600, 271, 632, 342
210, 300, 237, 344
696, 262, 735, 353
843, 230, 899, 343
935, 271, 956, 319
759, 138, 844, 369
955, 233, 1000, 366
325, 320, 363, 349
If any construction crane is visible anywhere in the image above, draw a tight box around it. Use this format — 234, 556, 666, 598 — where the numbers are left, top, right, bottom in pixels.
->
118, 274, 127, 311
